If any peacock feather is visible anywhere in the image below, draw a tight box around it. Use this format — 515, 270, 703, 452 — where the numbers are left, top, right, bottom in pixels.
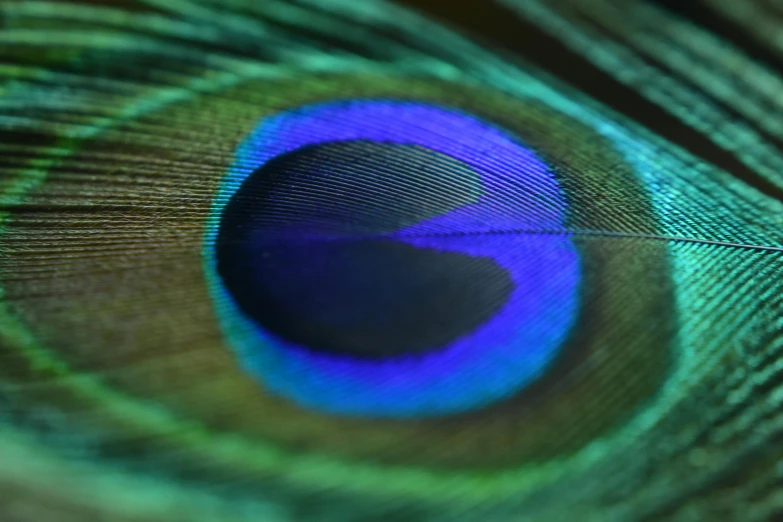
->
0, 0, 782, 520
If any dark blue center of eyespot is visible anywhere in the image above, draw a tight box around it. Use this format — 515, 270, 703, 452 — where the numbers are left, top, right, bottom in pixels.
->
216, 141, 514, 359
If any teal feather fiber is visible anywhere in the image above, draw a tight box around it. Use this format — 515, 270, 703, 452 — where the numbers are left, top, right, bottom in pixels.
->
1, 1, 782, 521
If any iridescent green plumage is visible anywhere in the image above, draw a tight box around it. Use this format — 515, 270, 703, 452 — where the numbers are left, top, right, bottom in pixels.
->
1, 1, 782, 521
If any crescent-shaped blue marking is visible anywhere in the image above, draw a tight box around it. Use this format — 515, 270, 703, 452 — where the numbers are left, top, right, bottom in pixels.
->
206, 100, 582, 418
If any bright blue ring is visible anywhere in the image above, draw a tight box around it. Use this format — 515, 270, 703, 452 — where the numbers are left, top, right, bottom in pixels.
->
206, 100, 581, 418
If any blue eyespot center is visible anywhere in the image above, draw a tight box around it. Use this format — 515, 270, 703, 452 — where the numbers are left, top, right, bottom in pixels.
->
208, 100, 582, 418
